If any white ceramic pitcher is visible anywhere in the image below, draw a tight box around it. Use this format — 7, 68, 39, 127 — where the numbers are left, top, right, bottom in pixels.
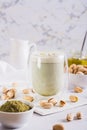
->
9, 39, 36, 69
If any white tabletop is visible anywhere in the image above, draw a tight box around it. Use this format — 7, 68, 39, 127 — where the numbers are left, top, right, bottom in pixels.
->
0, 104, 87, 130
0, 61, 87, 130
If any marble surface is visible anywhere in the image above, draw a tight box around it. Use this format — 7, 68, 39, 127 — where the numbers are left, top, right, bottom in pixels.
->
0, 0, 87, 61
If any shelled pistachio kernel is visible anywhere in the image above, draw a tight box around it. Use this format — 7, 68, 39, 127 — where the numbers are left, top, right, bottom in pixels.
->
23, 95, 34, 102
53, 124, 64, 130
69, 95, 78, 102
66, 113, 73, 121
74, 86, 83, 93
59, 100, 66, 107
40, 100, 53, 109
22, 88, 29, 94
76, 112, 82, 119
48, 98, 57, 105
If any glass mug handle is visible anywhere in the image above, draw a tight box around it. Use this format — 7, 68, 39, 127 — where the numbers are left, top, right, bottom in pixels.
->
64, 55, 69, 92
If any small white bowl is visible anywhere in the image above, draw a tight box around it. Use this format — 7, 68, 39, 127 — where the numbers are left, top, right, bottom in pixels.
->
69, 73, 87, 89
0, 100, 34, 129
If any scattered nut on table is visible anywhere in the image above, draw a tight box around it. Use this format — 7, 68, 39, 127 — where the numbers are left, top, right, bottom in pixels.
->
66, 112, 82, 121
40, 100, 53, 109
53, 124, 64, 130
59, 100, 66, 107
66, 113, 73, 121
76, 112, 82, 119
22, 88, 30, 94
69, 95, 78, 102
48, 98, 57, 106
74, 86, 83, 93
23, 95, 34, 102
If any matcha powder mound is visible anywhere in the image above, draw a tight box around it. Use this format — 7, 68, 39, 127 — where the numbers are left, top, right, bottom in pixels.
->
0, 100, 31, 112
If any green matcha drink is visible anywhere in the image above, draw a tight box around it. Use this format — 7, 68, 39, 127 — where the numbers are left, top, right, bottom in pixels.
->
31, 52, 65, 96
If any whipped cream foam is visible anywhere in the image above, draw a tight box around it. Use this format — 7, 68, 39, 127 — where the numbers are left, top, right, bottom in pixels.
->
31, 51, 64, 63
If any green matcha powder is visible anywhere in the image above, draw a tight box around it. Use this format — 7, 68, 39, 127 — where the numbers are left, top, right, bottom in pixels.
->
0, 100, 31, 112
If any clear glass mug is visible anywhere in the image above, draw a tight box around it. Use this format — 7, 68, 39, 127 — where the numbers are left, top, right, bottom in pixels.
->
29, 49, 68, 96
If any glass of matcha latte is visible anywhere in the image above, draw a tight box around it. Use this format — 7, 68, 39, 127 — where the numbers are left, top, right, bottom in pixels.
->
30, 51, 68, 96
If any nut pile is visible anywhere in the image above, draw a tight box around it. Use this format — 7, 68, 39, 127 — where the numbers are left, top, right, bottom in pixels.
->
68, 64, 87, 75
1, 87, 16, 100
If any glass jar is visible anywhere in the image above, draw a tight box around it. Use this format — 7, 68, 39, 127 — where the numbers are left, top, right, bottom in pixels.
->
68, 50, 87, 66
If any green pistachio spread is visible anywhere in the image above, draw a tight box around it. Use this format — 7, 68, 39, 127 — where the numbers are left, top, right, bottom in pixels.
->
0, 100, 31, 112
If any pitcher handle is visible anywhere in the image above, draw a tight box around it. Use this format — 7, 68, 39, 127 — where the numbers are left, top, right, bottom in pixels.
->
27, 43, 37, 66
